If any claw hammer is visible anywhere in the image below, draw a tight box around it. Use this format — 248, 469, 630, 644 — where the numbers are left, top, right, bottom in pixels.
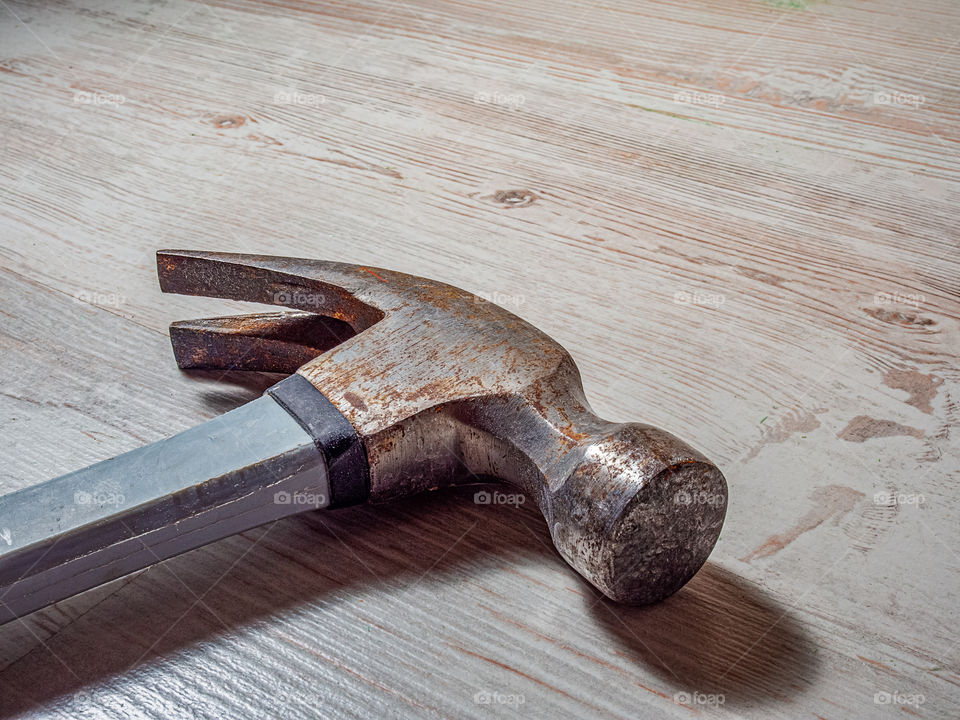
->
0, 251, 727, 623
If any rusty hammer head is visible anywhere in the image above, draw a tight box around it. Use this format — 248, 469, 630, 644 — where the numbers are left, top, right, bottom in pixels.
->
158, 250, 727, 604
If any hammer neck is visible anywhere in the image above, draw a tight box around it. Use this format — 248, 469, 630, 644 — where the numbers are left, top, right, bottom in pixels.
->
362, 358, 620, 520
456, 369, 620, 516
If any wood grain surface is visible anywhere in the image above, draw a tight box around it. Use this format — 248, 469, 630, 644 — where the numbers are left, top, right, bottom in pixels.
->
1, 0, 958, 717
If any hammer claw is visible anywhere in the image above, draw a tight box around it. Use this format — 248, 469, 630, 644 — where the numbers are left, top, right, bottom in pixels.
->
158, 249, 386, 332
169, 311, 356, 373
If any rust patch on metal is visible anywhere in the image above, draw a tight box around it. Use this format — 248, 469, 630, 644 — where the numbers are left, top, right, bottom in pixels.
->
343, 392, 368, 412
359, 267, 389, 283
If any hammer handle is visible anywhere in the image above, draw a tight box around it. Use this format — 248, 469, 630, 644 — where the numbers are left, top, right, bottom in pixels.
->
0, 388, 359, 625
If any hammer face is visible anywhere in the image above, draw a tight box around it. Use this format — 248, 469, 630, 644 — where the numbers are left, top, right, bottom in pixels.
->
549, 425, 728, 605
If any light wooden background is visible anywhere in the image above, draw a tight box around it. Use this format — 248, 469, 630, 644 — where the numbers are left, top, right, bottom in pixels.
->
1, 0, 958, 717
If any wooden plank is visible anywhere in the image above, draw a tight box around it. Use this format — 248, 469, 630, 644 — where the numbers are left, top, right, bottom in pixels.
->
0, 0, 958, 717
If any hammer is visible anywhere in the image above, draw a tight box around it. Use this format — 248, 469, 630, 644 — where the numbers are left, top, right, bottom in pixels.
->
0, 251, 726, 623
